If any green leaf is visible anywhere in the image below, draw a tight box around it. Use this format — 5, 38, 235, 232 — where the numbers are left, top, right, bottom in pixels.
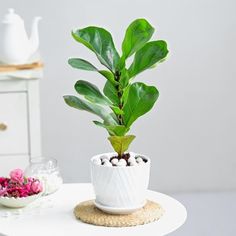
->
68, 58, 98, 71
108, 135, 135, 157
128, 40, 169, 78
109, 126, 128, 136
74, 80, 111, 106
72, 27, 120, 72
121, 84, 131, 105
111, 106, 124, 115
123, 82, 159, 128
93, 121, 128, 136
63, 95, 117, 125
119, 68, 130, 88
103, 80, 119, 106
110, 112, 119, 124
99, 70, 117, 84
68, 58, 117, 84
122, 18, 154, 59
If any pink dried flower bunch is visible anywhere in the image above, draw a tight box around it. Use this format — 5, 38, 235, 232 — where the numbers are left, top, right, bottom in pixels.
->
0, 169, 43, 198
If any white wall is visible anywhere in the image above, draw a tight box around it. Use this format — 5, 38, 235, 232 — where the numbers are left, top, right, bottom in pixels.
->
1, 0, 235, 192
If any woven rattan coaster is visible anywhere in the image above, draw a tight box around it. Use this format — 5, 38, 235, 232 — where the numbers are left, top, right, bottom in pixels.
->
74, 200, 164, 227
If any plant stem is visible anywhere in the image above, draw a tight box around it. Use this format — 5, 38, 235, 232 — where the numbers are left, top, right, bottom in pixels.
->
115, 71, 123, 125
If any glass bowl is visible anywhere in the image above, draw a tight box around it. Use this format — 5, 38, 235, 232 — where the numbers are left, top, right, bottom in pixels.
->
25, 157, 63, 195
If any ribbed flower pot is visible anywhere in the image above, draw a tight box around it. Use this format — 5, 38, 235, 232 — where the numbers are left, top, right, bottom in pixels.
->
91, 152, 150, 214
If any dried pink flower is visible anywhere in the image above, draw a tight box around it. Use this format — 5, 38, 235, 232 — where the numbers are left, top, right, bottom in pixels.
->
10, 169, 24, 184
31, 180, 43, 194
0, 169, 43, 198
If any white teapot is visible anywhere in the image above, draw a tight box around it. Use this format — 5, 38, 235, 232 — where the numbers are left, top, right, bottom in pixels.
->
0, 8, 41, 65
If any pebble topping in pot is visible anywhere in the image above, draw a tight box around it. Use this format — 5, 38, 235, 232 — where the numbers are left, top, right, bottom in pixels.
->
92, 153, 146, 167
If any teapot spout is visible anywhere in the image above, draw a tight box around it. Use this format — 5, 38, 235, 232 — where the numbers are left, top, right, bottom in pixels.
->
29, 16, 42, 55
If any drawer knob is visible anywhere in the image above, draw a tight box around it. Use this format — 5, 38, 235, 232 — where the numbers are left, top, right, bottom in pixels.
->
0, 123, 7, 131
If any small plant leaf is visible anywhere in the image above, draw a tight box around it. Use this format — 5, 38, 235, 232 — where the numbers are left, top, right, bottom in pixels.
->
122, 18, 154, 59
74, 80, 111, 106
128, 40, 169, 78
72, 27, 120, 72
110, 112, 119, 124
103, 80, 119, 106
123, 82, 159, 128
108, 135, 135, 157
93, 121, 128, 136
121, 84, 131, 105
68, 58, 98, 71
63, 95, 117, 125
68, 58, 116, 84
111, 106, 124, 115
119, 68, 130, 88
99, 70, 117, 84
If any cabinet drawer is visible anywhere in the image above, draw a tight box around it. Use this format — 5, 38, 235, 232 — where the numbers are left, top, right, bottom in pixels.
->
0, 92, 29, 155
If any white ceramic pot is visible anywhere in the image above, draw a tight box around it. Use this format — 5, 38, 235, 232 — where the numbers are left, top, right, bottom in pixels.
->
91, 152, 150, 213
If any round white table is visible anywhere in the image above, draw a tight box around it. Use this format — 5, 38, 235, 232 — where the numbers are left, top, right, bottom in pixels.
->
0, 183, 187, 236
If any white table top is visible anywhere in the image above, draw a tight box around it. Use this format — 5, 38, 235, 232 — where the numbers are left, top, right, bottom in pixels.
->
0, 183, 187, 236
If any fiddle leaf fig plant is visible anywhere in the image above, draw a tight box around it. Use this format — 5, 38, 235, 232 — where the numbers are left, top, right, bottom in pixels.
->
64, 18, 169, 158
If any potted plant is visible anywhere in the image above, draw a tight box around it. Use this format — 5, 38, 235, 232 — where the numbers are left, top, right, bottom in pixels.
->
64, 18, 168, 213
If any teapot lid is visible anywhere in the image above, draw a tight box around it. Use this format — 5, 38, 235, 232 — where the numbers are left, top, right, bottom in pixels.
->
2, 8, 23, 24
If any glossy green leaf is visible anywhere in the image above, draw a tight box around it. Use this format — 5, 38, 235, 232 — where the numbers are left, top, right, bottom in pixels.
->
103, 80, 119, 106
74, 80, 111, 106
123, 82, 159, 127
93, 121, 128, 136
119, 68, 130, 88
68, 58, 97, 71
108, 135, 135, 157
111, 106, 124, 115
72, 27, 120, 72
63, 95, 117, 125
68, 58, 116, 84
122, 19, 154, 59
99, 70, 117, 84
121, 84, 131, 105
128, 40, 169, 77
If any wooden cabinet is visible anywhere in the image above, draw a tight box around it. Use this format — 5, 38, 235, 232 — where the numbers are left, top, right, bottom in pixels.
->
0, 65, 42, 175
0, 92, 29, 155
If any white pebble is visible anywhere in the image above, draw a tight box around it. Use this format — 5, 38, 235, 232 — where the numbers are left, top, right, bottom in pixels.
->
128, 156, 136, 163
116, 159, 127, 166
100, 155, 110, 161
103, 161, 112, 167
102, 159, 110, 165
93, 158, 102, 165
102, 159, 110, 163
129, 161, 137, 166
137, 160, 144, 165
111, 158, 119, 165
129, 152, 136, 158
136, 157, 143, 163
